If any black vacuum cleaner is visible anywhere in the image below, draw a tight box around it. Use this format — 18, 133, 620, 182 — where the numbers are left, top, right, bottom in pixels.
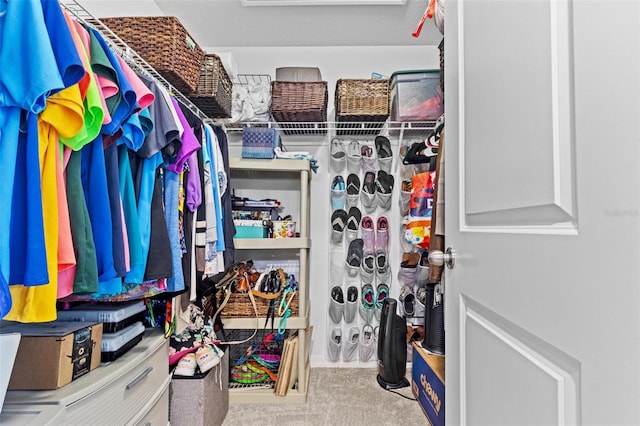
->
376, 298, 410, 390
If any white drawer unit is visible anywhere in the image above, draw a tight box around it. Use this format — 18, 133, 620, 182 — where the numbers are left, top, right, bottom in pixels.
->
2, 329, 169, 425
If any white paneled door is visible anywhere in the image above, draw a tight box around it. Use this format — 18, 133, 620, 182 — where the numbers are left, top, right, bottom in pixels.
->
445, 1, 640, 424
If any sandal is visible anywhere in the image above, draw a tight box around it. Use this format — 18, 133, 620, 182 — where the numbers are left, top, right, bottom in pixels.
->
345, 238, 364, 277
345, 173, 360, 210
375, 170, 394, 210
330, 175, 346, 210
330, 209, 348, 243
360, 171, 377, 213
375, 135, 392, 173
345, 206, 362, 243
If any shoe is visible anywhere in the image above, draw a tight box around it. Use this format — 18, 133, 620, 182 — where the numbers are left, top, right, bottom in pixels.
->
359, 324, 376, 362
374, 283, 389, 321
342, 326, 360, 362
345, 206, 362, 242
399, 285, 415, 317
196, 345, 222, 374
375, 248, 390, 283
375, 170, 394, 210
361, 144, 377, 173
329, 285, 345, 323
359, 283, 375, 322
330, 175, 346, 210
399, 179, 411, 216
345, 238, 364, 277
361, 216, 375, 251
375, 135, 392, 173
415, 250, 430, 285
174, 353, 197, 376
345, 174, 361, 210
346, 140, 361, 174
400, 251, 421, 268
330, 137, 346, 172
360, 171, 377, 213
344, 285, 358, 323
376, 216, 389, 252
327, 327, 342, 362
402, 141, 437, 165
360, 249, 375, 284
330, 209, 348, 243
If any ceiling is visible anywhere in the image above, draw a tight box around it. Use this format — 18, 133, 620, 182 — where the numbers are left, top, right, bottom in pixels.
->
77, 0, 442, 48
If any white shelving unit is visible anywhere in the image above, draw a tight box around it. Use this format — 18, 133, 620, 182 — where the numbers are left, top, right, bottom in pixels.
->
226, 158, 311, 404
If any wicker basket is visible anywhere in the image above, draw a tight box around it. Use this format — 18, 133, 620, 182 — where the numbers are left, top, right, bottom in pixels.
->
101, 16, 205, 93
271, 81, 328, 135
218, 291, 299, 318
335, 78, 390, 135
187, 54, 233, 118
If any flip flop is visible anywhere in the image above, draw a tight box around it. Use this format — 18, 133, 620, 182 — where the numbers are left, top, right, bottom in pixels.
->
330, 175, 346, 210
346, 206, 362, 242
375, 135, 393, 172
375, 170, 394, 210
345, 238, 364, 277
330, 209, 348, 243
360, 171, 377, 213
345, 174, 361, 210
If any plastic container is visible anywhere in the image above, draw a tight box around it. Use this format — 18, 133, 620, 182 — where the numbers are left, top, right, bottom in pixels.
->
101, 322, 145, 362
389, 70, 443, 134
56, 301, 146, 334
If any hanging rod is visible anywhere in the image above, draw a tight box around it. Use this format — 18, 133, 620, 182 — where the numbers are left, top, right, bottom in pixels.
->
59, 0, 213, 124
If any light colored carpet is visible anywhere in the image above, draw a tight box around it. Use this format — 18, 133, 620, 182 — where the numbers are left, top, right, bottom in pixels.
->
222, 367, 425, 426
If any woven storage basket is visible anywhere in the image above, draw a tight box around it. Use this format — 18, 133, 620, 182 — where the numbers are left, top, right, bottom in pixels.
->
271, 81, 328, 135
187, 54, 233, 118
218, 291, 299, 318
335, 78, 390, 135
100, 16, 205, 93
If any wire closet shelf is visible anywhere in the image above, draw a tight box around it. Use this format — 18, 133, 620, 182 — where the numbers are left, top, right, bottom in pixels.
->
60, 0, 213, 125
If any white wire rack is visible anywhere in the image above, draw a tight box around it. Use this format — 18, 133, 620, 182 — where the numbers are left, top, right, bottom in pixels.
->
59, 0, 213, 124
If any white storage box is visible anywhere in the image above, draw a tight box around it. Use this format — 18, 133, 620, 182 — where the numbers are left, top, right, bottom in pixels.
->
101, 322, 146, 362
57, 301, 146, 333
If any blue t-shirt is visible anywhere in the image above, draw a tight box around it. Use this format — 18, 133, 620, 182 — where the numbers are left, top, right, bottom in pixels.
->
40, 0, 84, 89
81, 135, 117, 284
0, 0, 63, 315
125, 151, 163, 284
9, 111, 48, 286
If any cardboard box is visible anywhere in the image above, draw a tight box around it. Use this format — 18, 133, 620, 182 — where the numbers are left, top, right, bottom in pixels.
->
412, 342, 445, 426
0, 321, 102, 390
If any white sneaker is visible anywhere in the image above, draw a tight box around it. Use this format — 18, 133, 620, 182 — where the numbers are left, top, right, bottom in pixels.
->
346, 140, 361, 174
359, 324, 376, 362
174, 353, 197, 376
327, 327, 342, 362
342, 326, 360, 362
330, 137, 346, 172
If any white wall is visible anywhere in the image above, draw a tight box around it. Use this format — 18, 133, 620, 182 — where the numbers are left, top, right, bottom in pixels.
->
213, 45, 439, 367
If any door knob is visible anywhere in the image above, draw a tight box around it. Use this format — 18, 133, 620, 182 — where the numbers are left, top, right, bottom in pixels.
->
428, 248, 456, 269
